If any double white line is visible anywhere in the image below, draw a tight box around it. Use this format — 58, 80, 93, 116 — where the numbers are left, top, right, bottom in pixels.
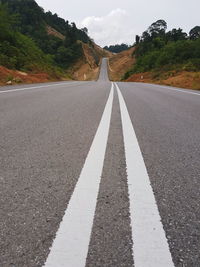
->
44, 83, 174, 267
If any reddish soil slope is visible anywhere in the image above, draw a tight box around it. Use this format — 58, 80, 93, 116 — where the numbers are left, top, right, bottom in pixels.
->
126, 71, 200, 90
0, 66, 61, 86
108, 47, 135, 81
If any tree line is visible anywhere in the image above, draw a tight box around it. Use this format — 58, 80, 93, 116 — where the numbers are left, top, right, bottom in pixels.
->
104, 43, 131, 53
124, 20, 200, 79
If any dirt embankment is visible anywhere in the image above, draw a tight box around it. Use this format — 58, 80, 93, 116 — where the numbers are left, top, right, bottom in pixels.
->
126, 71, 200, 90
70, 43, 112, 81
0, 42, 110, 86
108, 47, 135, 81
46, 26, 109, 81
108, 45, 200, 90
0, 23, 111, 86
0, 66, 66, 86
0, 43, 111, 86
46, 26, 65, 40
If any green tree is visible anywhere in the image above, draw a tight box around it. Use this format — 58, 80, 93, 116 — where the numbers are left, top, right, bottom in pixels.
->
135, 35, 140, 44
189, 26, 200, 40
103, 43, 130, 53
0, 0, 92, 70
166, 28, 187, 42
148, 19, 167, 37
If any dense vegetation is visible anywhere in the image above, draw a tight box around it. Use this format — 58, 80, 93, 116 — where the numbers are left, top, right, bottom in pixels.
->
124, 20, 200, 79
0, 0, 92, 74
104, 43, 130, 53
0, 3, 54, 73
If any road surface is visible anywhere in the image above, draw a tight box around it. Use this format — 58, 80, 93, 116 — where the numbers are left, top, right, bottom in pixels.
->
0, 59, 200, 266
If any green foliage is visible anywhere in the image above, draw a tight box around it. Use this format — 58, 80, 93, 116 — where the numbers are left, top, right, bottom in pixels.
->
0, 4, 61, 74
1, 0, 91, 44
122, 69, 135, 80
124, 19, 200, 79
55, 43, 82, 68
166, 28, 187, 42
189, 26, 200, 40
0, 30, 55, 71
104, 43, 131, 53
148, 19, 167, 37
134, 20, 188, 57
0, 4, 17, 41
0, 0, 92, 73
132, 39, 200, 73
135, 35, 140, 45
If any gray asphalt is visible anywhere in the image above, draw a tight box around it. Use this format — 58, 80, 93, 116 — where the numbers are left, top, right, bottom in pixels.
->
86, 89, 134, 267
118, 82, 200, 266
0, 58, 200, 266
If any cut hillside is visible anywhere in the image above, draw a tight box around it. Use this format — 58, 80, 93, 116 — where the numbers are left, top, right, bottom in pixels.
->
126, 71, 200, 90
0, 66, 69, 86
0, 0, 104, 85
0, 0, 112, 85
108, 47, 135, 81
123, 20, 200, 90
0, 40, 110, 85
46, 26, 65, 40
0, 40, 111, 85
70, 43, 112, 81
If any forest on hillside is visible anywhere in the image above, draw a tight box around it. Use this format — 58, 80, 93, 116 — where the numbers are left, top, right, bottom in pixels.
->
104, 43, 130, 53
0, 0, 91, 77
124, 20, 200, 79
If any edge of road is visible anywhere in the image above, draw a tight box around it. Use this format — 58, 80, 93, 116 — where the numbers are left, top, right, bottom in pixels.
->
0, 81, 92, 94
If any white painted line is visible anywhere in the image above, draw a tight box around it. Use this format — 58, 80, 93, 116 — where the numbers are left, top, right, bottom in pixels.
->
133, 82, 200, 96
0, 82, 79, 94
115, 83, 174, 267
160, 86, 200, 96
44, 83, 114, 267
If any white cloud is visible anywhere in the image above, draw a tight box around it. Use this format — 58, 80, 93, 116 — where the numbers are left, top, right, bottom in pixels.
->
79, 9, 135, 47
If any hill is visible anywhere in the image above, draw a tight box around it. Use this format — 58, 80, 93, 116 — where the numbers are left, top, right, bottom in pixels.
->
69, 43, 111, 81
104, 43, 131, 53
108, 47, 135, 81
0, 0, 108, 85
115, 20, 200, 90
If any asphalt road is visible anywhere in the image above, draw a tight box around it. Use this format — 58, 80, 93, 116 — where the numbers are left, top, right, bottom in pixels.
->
0, 58, 200, 267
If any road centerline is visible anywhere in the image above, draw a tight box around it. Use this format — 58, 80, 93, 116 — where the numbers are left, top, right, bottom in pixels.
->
115, 83, 175, 267
44, 82, 114, 267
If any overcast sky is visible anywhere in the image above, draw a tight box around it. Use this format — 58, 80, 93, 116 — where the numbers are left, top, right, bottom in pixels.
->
36, 0, 200, 47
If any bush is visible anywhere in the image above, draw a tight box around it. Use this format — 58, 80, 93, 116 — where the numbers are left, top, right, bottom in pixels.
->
0, 1, 90, 73
130, 39, 200, 75
124, 20, 200, 80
